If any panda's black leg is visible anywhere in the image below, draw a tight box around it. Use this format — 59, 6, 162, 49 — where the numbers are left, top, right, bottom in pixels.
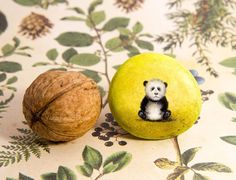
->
138, 110, 146, 119
163, 110, 171, 119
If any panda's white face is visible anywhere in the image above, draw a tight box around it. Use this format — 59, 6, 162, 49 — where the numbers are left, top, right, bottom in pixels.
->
145, 79, 166, 101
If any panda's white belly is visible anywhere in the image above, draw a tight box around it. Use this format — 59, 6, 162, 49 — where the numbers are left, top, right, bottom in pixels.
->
145, 101, 163, 121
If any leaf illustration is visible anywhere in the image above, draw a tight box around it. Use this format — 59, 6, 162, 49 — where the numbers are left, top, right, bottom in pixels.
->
182, 147, 201, 166
0, 11, 8, 35
135, 39, 154, 50
98, 86, 106, 97
219, 57, 236, 68
49, 68, 67, 71
81, 70, 101, 83
70, 54, 100, 66
193, 172, 209, 180
82, 146, 102, 170
167, 166, 189, 180
124, 45, 140, 57
0, 73, 7, 82
86, 11, 105, 27
55, 32, 93, 47
103, 17, 129, 31
62, 48, 78, 62
32, 62, 51, 67
0, 89, 3, 96
165, 53, 176, 58
154, 158, 178, 169
103, 151, 132, 172
118, 28, 131, 36
191, 162, 232, 173
68, 7, 85, 15
76, 162, 93, 177
220, 136, 236, 145
61, 16, 85, 21
6, 178, 17, 180
7, 76, 17, 84
13, 0, 40, 6
88, 0, 103, 13
46, 49, 58, 61
19, 173, 34, 180
218, 92, 236, 111
41, 173, 57, 180
0, 61, 22, 73
1, 44, 15, 56
103, 162, 119, 174
113, 65, 121, 70
105, 38, 123, 52
13, 37, 20, 48
57, 166, 77, 180
14, 52, 31, 57
132, 22, 143, 34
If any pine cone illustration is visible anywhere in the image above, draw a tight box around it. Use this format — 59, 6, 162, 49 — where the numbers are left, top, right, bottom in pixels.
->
114, 0, 144, 13
19, 12, 53, 40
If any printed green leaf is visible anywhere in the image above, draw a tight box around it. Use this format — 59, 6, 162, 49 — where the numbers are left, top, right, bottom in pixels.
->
68, 7, 85, 15
98, 86, 106, 97
6, 178, 17, 180
70, 54, 100, 66
0, 61, 22, 73
13, 37, 20, 48
103, 17, 130, 31
218, 92, 236, 111
86, 11, 105, 27
13, 0, 41, 6
103, 151, 132, 172
46, 49, 58, 61
220, 136, 236, 145
32, 62, 51, 67
7, 86, 17, 91
19, 173, 34, 180
81, 70, 101, 83
49, 68, 67, 71
88, 0, 103, 13
14, 52, 31, 57
76, 162, 93, 177
182, 147, 201, 166
154, 158, 178, 169
0, 73, 7, 82
231, 117, 236, 122
113, 65, 121, 70
135, 39, 154, 50
1, 44, 15, 56
167, 166, 189, 180
105, 38, 123, 52
0, 89, 3, 96
57, 166, 77, 180
18, 46, 32, 50
62, 48, 78, 62
41, 173, 57, 180
82, 146, 102, 170
0, 11, 8, 35
193, 173, 209, 180
191, 162, 232, 173
61, 16, 85, 21
165, 53, 176, 58
7, 76, 17, 84
103, 162, 119, 174
118, 28, 131, 36
132, 22, 143, 34
124, 45, 140, 57
219, 57, 236, 68
55, 32, 93, 47
139, 33, 153, 38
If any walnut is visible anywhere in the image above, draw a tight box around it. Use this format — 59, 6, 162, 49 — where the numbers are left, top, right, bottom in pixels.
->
23, 70, 101, 142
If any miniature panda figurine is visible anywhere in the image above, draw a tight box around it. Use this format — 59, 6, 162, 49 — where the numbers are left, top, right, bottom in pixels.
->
138, 79, 171, 121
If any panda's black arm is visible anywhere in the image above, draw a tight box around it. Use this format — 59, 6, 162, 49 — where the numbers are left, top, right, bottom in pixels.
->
161, 97, 168, 111
140, 96, 149, 111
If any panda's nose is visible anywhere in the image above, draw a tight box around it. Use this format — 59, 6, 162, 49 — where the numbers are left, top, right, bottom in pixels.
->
154, 92, 158, 95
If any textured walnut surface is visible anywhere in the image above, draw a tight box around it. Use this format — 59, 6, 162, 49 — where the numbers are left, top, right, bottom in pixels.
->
23, 70, 101, 141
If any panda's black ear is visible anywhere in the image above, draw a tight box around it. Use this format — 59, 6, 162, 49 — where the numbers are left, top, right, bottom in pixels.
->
143, 81, 148, 86
164, 82, 168, 87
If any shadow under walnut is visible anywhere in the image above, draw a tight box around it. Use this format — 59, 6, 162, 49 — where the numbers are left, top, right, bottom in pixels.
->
23, 70, 102, 142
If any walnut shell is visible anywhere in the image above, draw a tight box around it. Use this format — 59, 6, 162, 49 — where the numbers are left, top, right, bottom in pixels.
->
23, 70, 102, 142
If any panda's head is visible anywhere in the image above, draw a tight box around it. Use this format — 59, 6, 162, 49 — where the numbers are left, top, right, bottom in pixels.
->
143, 79, 167, 101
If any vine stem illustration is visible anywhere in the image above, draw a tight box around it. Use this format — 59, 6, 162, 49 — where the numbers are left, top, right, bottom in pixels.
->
94, 172, 103, 180
89, 17, 111, 108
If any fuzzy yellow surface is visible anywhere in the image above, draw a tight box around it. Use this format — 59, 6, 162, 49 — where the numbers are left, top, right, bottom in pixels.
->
109, 53, 202, 139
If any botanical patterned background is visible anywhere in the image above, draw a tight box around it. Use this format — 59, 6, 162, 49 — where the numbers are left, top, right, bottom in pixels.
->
0, 0, 236, 179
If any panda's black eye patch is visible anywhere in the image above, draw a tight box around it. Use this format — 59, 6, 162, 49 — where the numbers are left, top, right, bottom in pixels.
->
157, 87, 161, 91
151, 87, 155, 91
